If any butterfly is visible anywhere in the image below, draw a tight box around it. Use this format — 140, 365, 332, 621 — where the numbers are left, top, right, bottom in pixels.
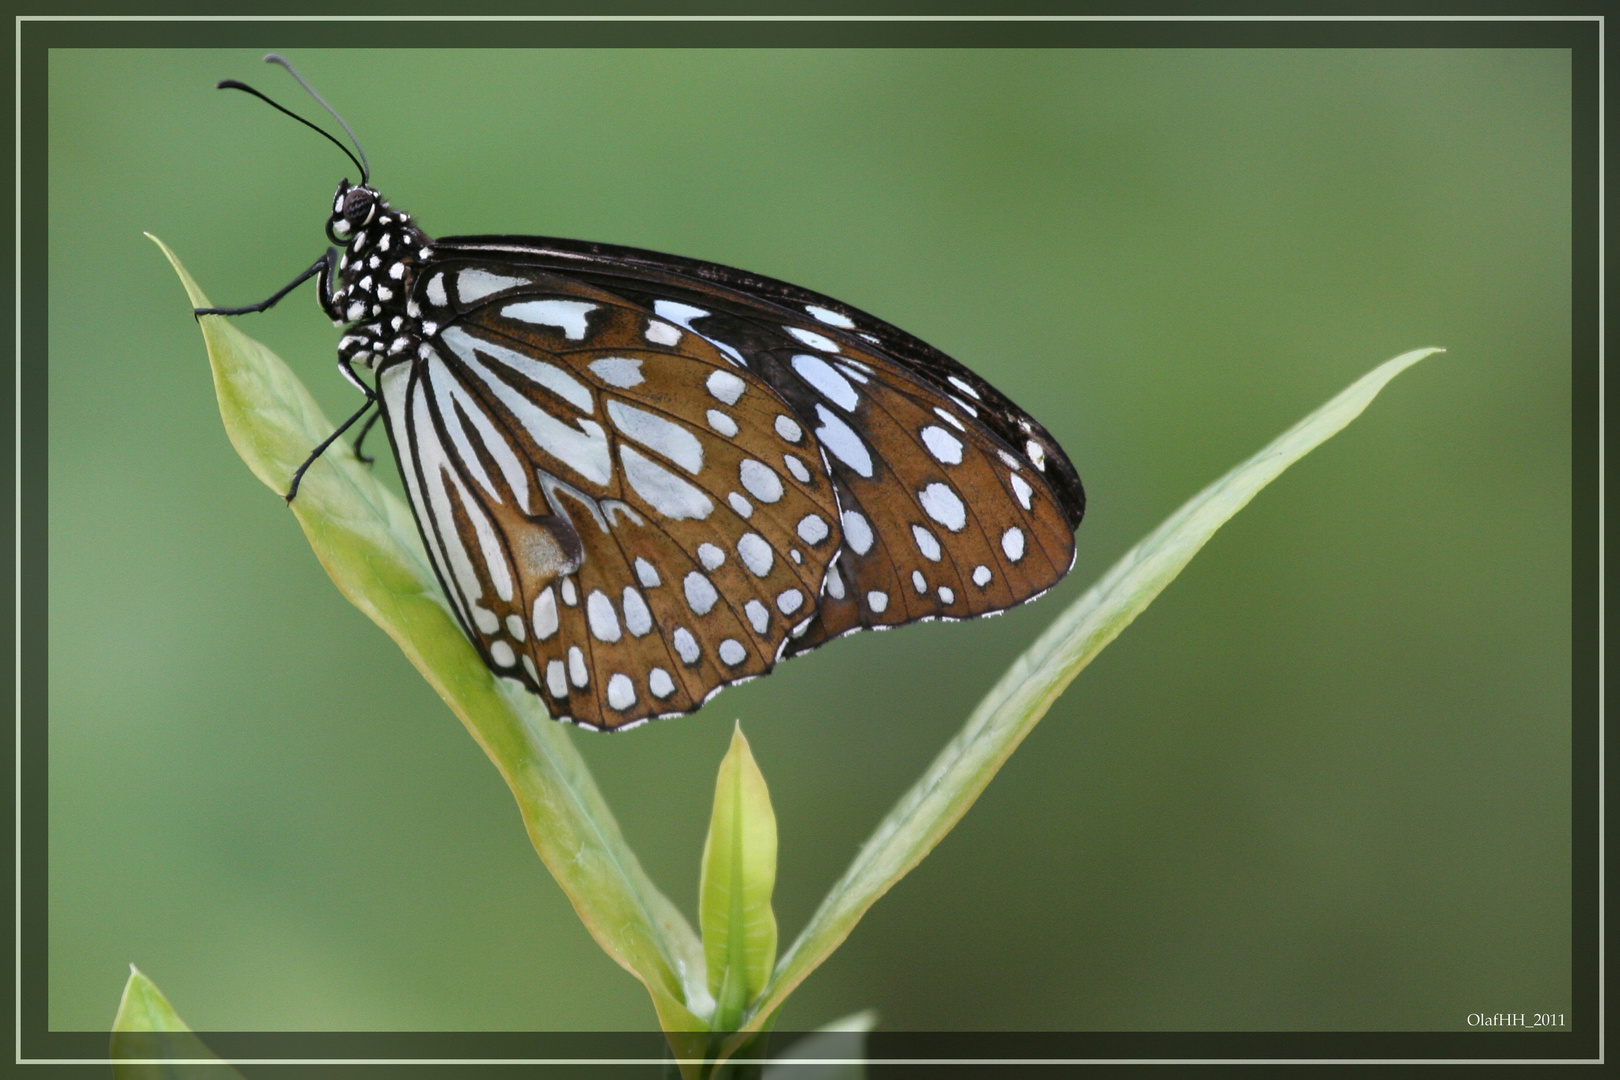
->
199, 56, 1086, 731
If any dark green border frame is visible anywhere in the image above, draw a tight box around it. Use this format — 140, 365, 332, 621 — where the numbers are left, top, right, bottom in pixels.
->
4, 11, 1601, 1070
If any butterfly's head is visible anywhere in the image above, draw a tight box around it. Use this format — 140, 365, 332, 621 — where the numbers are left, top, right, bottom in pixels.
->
327, 179, 381, 245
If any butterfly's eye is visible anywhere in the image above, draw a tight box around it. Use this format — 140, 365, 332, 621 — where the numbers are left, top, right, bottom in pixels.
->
342, 186, 376, 225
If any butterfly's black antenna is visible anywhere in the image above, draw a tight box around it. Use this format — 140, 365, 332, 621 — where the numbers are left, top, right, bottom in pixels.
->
215, 58, 369, 185
262, 54, 369, 184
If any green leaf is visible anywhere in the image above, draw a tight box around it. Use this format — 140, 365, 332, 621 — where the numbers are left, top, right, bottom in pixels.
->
110, 967, 244, 1080
761, 1010, 878, 1080
149, 236, 710, 1042
725, 347, 1444, 1048
701, 724, 780, 1034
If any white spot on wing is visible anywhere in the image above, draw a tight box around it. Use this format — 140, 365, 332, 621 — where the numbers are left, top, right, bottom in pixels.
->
490, 640, 516, 667
649, 668, 676, 698
587, 590, 622, 642
972, 564, 992, 587
806, 304, 854, 328
797, 514, 829, 545
546, 659, 568, 697
793, 354, 858, 410
912, 525, 942, 562
506, 614, 527, 642
426, 273, 448, 307
728, 492, 753, 518
718, 639, 747, 666
1010, 473, 1034, 509
775, 414, 803, 443
825, 561, 846, 599
607, 673, 636, 710
501, 298, 596, 339
866, 590, 889, 613
1026, 439, 1047, 470
947, 375, 982, 400
588, 357, 644, 388
777, 589, 804, 615
684, 571, 719, 615
912, 569, 927, 593
921, 426, 964, 465
674, 627, 701, 665
841, 510, 873, 555
568, 646, 588, 687
783, 454, 812, 484
1002, 526, 1026, 562
787, 326, 840, 353
460, 269, 530, 304
645, 319, 682, 346
622, 587, 653, 637
698, 543, 726, 571
939, 585, 955, 604
620, 444, 714, 520
635, 558, 661, 588
737, 533, 774, 577
608, 400, 704, 474
739, 459, 784, 503
706, 409, 739, 437
706, 369, 746, 405
745, 600, 770, 635
815, 405, 873, 477
919, 482, 967, 532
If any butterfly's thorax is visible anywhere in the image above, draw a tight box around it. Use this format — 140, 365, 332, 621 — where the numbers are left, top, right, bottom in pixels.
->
324, 183, 434, 377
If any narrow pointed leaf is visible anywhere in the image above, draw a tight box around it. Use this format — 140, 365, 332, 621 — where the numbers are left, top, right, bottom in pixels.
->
111, 967, 244, 1079
701, 724, 780, 1033
150, 236, 709, 1035
724, 347, 1444, 1047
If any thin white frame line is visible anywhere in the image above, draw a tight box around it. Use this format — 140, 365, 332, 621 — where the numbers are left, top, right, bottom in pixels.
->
6, 12, 1609, 20
29, 1057, 1612, 1067
12, 8, 1600, 1075
1596, 11, 1607, 1070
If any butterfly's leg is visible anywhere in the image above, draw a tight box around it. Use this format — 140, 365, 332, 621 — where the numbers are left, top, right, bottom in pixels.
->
193, 248, 340, 318
284, 396, 377, 503
350, 408, 383, 466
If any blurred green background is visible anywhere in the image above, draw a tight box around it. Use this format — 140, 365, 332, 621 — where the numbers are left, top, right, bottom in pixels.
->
49, 48, 1570, 1032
